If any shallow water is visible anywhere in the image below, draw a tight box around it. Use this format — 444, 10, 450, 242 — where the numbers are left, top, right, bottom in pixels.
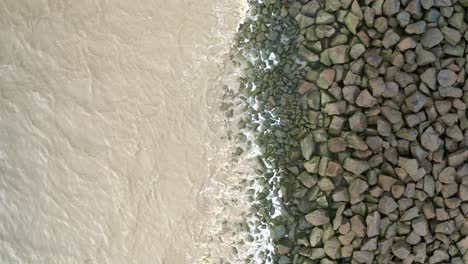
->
0, 0, 245, 263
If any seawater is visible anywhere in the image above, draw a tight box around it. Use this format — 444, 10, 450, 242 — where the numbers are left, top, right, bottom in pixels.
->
0, 0, 249, 263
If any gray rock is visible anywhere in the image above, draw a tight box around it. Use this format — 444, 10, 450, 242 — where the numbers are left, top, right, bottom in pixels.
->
382, 29, 400, 49
344, 12, 360, 34
353, 251, 374, 263
350, 43, 365, 59
328, 45, 349, 64
405, 91, 429, 112
421, 28, 443, 48
297, 172, 318, 188
316, 10, 335, 24
324, 237, 341, 259
441, 26, 461, 45
405, 21, 426, 34
420, 127, 440, 151
316, 25, 336, 39
356, 90, 378, 107
412, 217, 428, 236
400, 206, 419, 221
437, 69, 457, 87
300, 134, 315, 160
381, 106, 402, 124
305, 209, 330, 226
383, 0, 400, 17
349, 178, 369, 204
421, 68, 437, 89
378, 196, 398, 214
317, 68, 336, 89
415, 48, 435, 66
428, 249, 449, 264
344, 158, 370, 175
366, 211, 381, 237
439, 167, 456, 183
397, 11, 410, 27
309, 227, 323, 247
398, 157, 418, 178
392, 241, 411, 259
349, 111, 367, 132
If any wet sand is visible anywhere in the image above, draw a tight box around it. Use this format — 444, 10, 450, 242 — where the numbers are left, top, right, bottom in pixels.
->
0, 0, 245, 263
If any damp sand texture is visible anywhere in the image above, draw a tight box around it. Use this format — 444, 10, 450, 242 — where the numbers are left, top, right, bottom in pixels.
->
0, 1, 244, 263
230, 0, 468, 263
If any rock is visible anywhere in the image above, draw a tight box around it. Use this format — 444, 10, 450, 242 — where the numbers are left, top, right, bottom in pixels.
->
350, 215, 366, 237
412, 217, 428, 236
381, 106, 402, 123
439, 167, 455, 183
332, 187, 349, 202
343, 85, 360, 103
413, 243, 427, 263
349, 178, 369, 204
374, 17, 388, 33
377, 118, 392, 136
305, 209, 330, 226
428, 249, 449, 264
415, 48, 436, 66
296, 14, 315, 29
405, 21, 426, 34
301, 134, 315, 160
421, 68, 436, 89
383, 0, 400, 17
459, 185, 468, 201
344, 12, 360, 34
392, 241, 411, 259
366, 136, 383, 152
378, 175, 397, 191
324, 101, 347, 115
448, 149, 468, 167
302, 1, 321, 17
346, 133, 368, 150
364, 51, 382, 67
326, 160, 342, 177
299, 46, 319, 62
378, 195, 398, 214
356, 90, 378, 107
297, 172, 318, 188
324, 237, 341, 259
382, 29, 400, 49
369, 77, 386, 97
406, 0, 422, 18
317, 69, 336, 89
420, 127, 440, 152
316, 10, 335, 24
397, 37, 417, 51
397, 11, 411, 27
421, 0, 433, 9
316, 25, 336, 39
441, 26, 461, 45
328, 137, 347, 152
350, 44, 365, 59
405, 91, 429, 112
277, 238, 293, 254
309, 227, 323, 247
353, 251, 373, 263
308, 248, 325, 259
398, 157, 418, 178
437, 69, 457, 87
328, 45, 349, 64
349, 111, 367, 132
344, 158, 370, 175
325, 0, 341, 12
366, 211, 380, 237
400, 206, 419, 221
421, 28, 443, 48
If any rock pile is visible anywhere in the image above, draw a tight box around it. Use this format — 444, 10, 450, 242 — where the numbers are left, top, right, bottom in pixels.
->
229, 0, 468, 263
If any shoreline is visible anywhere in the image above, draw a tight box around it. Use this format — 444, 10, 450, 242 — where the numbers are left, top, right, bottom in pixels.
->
227, 0, 468, 263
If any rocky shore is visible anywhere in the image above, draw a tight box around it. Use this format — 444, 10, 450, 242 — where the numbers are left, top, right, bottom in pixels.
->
226, 0, 468, 263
